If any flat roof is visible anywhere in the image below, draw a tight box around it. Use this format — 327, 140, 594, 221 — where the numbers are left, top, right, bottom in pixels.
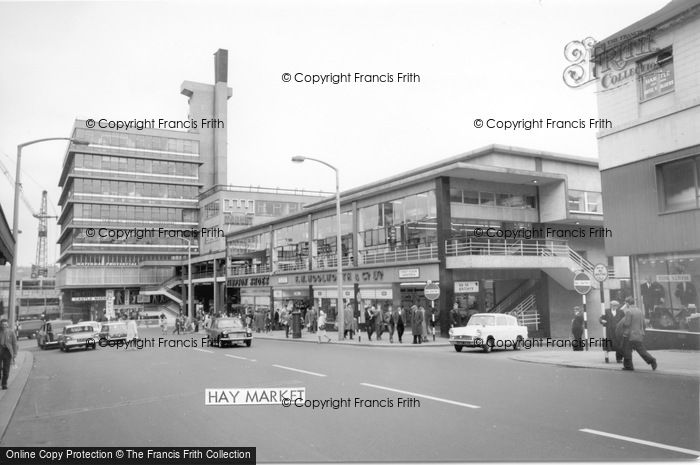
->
0, 204, 13, 266
225, 144, 595, 238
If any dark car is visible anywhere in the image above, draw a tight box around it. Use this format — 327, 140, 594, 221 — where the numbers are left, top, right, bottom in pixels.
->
99, 322, 128, 342
16, 319, 43, 339
36, 319, 73, 350
206, 317, 252, 348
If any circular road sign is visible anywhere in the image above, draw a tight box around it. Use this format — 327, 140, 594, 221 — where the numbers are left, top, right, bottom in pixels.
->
424, 282, 440, 301
574, 272, 592, 295
593, 263, 609, 282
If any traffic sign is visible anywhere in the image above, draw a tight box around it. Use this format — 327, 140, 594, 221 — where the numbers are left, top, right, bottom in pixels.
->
424, 282, 440, 301
574, 272, 592, 295
593, 263, 609, 282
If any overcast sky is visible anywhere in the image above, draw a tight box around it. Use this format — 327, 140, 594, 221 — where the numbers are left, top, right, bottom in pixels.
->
0, 0, 669, 266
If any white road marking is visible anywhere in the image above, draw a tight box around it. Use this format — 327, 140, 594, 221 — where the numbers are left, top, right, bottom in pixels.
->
224, 354, 256, 362
192, 348, 214, 354
360, 382, 480, 409
580, 428, 700, 457
272, 364, 327, 377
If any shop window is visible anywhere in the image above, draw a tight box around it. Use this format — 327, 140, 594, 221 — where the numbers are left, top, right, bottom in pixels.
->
639, 49, 674, 102
658, 157, 699, 212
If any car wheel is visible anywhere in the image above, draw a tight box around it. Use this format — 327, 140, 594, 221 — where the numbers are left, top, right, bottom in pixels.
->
482, 337, 493, 353
245, 340, 251, 347
513, 336, 523, 350
454, 345, 463, 352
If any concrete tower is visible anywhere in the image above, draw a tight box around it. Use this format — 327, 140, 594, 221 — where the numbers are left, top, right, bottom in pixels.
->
181, 49, 232, 188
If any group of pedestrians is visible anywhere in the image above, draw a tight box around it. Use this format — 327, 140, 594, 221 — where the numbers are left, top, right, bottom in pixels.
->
586, 297, 658, 371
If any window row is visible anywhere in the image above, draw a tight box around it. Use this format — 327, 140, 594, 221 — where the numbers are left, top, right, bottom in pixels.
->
568, 190, 603, 214
72, 178, 198, 200
74, 153, 199, 177
657, 155, 700, 212
255, 200, 305, 217
71, 204, 198, 222
75, 128, 199, 154
450, 189, 536, 209
68, 254, 187, 266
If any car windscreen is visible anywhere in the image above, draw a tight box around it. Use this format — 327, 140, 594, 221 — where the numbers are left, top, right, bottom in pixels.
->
467, 315, 495, 326
216, 319, 243, 329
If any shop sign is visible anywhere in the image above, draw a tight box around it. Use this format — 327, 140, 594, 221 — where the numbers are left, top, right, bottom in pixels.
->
656, 274, 691, 283
454, 281, 479, 293
290, 270, 387, 285
71, 296, 109, 302
277, 276, 288, 284
227, 276, 270, 287
398, 268, 420, 279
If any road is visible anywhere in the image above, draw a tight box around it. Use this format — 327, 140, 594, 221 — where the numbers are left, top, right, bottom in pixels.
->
2, 328, 698, 462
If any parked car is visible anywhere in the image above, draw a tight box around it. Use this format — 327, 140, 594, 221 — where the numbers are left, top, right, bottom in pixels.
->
206, 317, 252, 348
79, 320, 102, 332
37, 319, 74, 350
58, 324, 99, 352
16, 319, 43, 339
99, 322, 128, 342
449, 313, 527, 353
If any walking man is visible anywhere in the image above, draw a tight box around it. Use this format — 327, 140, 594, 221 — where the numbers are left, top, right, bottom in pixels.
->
411, 305, 423, 344
393, 305, 405, 343
622, 297, 658, 371
0, 319, 18, 390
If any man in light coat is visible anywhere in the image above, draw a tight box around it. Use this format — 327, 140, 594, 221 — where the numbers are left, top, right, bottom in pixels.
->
0, 319, 18, 390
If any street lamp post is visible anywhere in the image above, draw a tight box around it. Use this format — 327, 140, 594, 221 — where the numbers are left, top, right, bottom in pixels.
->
177, 237, 194, 320
292, 156, 344, 340
8, 137, 89, 330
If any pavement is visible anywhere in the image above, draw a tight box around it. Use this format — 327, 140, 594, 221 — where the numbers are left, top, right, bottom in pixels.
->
251, 326, 452, 347
0, 349, 33, 442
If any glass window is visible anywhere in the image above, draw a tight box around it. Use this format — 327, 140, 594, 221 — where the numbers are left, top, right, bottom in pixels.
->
463, 190, 479, 205
75, 154, 83, 168
449, 188, 462, 203
659, 158, 697, 211
639, 49, 674, 102
568, 190, 585, 212
479, 192, 496, 206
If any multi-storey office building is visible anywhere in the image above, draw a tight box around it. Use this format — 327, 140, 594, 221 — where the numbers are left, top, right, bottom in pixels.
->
225, 145, 615, 339
56, 50, 232, 321
594, 0, 700, 348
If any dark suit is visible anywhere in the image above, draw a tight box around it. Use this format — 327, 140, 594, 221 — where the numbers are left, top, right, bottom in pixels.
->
0, 328, 18, 388
640, 281, 665, 316
622, 305, 656, 370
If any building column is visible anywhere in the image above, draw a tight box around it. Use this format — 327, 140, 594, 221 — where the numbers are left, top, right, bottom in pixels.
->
435, 176, 453, 337
212, 259, 218, 316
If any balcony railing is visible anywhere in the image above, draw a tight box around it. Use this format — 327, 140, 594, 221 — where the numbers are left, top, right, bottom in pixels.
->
56, 266, 174, 287
358, 243, 439, 265
228, 264, 272, 276
445, 238, 571, 258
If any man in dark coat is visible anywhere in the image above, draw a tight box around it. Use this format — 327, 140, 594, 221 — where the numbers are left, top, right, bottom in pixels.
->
571, 307, 584, 351
621, 297, 657, 371
599, 300, 624, 362
411, 305, 423, 344
392, 306, 405, 343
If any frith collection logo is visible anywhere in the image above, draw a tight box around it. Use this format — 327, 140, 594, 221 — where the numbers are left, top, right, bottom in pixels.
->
562, 32, 659, 89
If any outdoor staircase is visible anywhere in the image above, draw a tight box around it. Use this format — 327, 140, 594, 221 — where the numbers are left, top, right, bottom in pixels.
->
141, 275, 184, 305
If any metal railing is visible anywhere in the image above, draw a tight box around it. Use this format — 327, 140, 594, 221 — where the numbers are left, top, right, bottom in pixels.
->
445, 238, 570, 257
489, 279, 537, 314
313, 254, 354, 269
358, 243, 439, 265
509, 294, 540, 330
228, 264, 272, 276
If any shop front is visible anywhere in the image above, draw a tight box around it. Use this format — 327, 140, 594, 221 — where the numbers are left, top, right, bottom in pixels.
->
632, 251, 700, 349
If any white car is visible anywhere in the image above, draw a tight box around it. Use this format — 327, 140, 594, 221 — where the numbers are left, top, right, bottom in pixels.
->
59, 324, 100, 352
449, 313, 527, 352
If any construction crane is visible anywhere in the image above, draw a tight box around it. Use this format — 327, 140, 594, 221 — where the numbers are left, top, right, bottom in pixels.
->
0, 158, 57, 278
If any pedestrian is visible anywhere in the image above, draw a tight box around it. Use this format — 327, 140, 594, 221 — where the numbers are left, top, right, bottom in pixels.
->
393, 305, 405, 343
343, 304, 355, 340
280, 307, 290, 338
126, 319, 138, 348
420, 305, 428, 343
159, 314, 168, 335
365, 305, 376, 341
374, 305, 384, 340
172, 314, 181, 335
317, 310, 332, 343
411, 305, 423, 344
571, 307, 584, 351
0, 319, 18, 390
385, 304, 395, 343
265, 310, 272, 333
450, 302, 461, 327
621, 297, 657, 371
599, 300, 624, 362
